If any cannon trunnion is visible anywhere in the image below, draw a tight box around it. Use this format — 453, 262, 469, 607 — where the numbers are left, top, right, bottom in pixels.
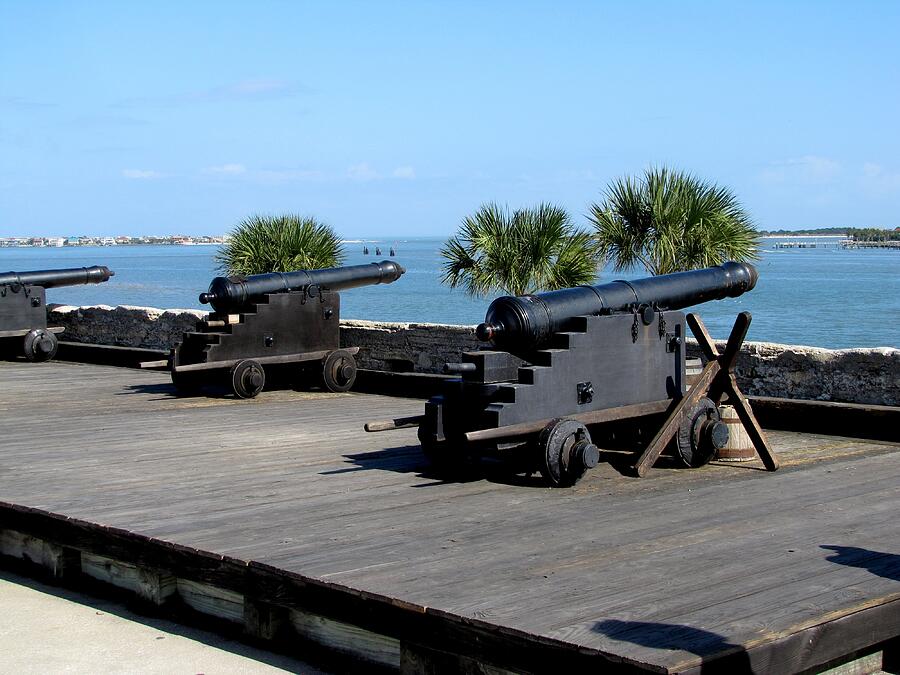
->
368, 261, 779, 487
0, 266, 114, 362
163, 261, 404, 398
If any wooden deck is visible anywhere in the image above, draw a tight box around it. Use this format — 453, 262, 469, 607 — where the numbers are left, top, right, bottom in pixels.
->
1, 360, 899, 673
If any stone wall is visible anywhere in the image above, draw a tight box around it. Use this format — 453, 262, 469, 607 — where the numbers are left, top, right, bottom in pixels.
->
48, 305, 207, 352
687, 341, 899, 406
48, 304, 899, 406
340, 320, 481, 373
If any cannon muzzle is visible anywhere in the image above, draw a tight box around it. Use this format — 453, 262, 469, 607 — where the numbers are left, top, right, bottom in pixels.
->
0, 266, 115, 289
477, 262, 758, 351
200, 260, 405, 313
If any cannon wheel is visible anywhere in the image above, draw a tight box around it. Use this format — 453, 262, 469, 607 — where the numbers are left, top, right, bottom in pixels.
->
537, 418, 600, 488
675, 397, 728, 468
321, 350, 357, 392
22, 328, 58, 362
231, 359, 266, 398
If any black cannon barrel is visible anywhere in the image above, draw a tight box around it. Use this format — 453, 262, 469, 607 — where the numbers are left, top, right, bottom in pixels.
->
0, 266, 115, 289
200, 260, 405, 313
476, 261, 758, 350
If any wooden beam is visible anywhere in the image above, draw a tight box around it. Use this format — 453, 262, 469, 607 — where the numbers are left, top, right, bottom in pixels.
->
685, 313, 719, 361
684, 312, 778, 472
464, 399, 672, 444
724, 373, 779, 471
365, 415, 426, 433
632, 360, 721, 477
749, 396, 900, 443
138, 359, 169, 369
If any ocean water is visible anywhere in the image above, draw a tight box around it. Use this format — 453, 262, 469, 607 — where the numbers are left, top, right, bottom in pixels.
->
1, 237, 897, 349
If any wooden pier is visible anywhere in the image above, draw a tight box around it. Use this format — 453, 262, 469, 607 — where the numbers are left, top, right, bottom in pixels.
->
1, 361, 899, 673
841, 240, 900, 250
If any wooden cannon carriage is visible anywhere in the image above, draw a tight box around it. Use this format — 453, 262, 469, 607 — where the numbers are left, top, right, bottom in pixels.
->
143, 261, 404, 398
0, 266, 114, 362
368, 262, 778, 486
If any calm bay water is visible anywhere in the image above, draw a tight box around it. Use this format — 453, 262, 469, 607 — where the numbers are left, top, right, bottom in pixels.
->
1, 237, 897, 349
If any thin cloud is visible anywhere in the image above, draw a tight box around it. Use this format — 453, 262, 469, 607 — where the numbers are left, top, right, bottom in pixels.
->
113, 79, 309, 108
392, 166, 416, 179
122, 169, 162, 179
73, 114, 149, 127
860, 163, 900, 195
198, 79, 309, 102
760, 155, 841, 185
256, 168, 323, 183
347, 163, 380, 181
0, 95, 57, 109
203, 163, 247, 175
554, 169, 602, 182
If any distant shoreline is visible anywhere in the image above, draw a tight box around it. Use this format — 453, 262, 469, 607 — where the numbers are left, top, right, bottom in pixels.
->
761, 234, 847, 238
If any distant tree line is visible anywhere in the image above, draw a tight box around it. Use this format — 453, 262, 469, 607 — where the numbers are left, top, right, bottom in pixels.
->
761, 226, 900, 241
845, 227, 900, 242
760, 227, 848, 236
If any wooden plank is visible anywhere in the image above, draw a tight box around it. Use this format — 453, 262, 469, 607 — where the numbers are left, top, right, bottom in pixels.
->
685, 312, 718, 361
138, 359, 169, 369
0, 529, 79, 579
401, 642, 518, 675
632, 360, 720, 476
173, 346, 360, 371
704, 312, 750, 404
725, 372, 779, 471
750, 396, 900, 443
173, 350, 331, 372
463, 399, 672, 444
177, 579, 244, 623
81, 552, 177, 606
364, 415, 426, 432
243, 597, 288, 641
1, 360, 899, 674
288, 607, 401, 669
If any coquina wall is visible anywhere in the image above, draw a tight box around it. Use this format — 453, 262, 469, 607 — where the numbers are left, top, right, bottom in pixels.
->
48, 304, 900, 406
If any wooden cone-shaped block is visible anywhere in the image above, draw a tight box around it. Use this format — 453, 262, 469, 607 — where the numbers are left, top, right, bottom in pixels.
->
715, 404, 756, 461
685, 357, 703, 390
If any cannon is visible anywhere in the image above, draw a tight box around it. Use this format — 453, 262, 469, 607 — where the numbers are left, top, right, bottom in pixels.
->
0, 266, 115, 362
367, 262, 778, 486
149, 261, 405, 398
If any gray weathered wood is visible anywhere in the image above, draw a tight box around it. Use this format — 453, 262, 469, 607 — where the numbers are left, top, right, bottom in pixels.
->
464, 399, 671, 444
1, 360, 898, 673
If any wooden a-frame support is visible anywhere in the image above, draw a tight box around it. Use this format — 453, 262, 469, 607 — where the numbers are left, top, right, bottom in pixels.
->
632, 311, 780, 477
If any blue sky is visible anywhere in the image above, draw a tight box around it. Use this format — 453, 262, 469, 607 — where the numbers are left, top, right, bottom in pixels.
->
1, 1, 898, 237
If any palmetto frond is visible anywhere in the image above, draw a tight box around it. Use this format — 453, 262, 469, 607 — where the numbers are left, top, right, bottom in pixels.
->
589, 167, 759, 276
216, 214, 345, 276
441, 203, 600, 297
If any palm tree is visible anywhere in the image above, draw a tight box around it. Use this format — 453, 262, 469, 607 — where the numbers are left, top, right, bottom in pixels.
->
441, 203, 600, 297
217, 214, 345, 276
589, 167, 759, 276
